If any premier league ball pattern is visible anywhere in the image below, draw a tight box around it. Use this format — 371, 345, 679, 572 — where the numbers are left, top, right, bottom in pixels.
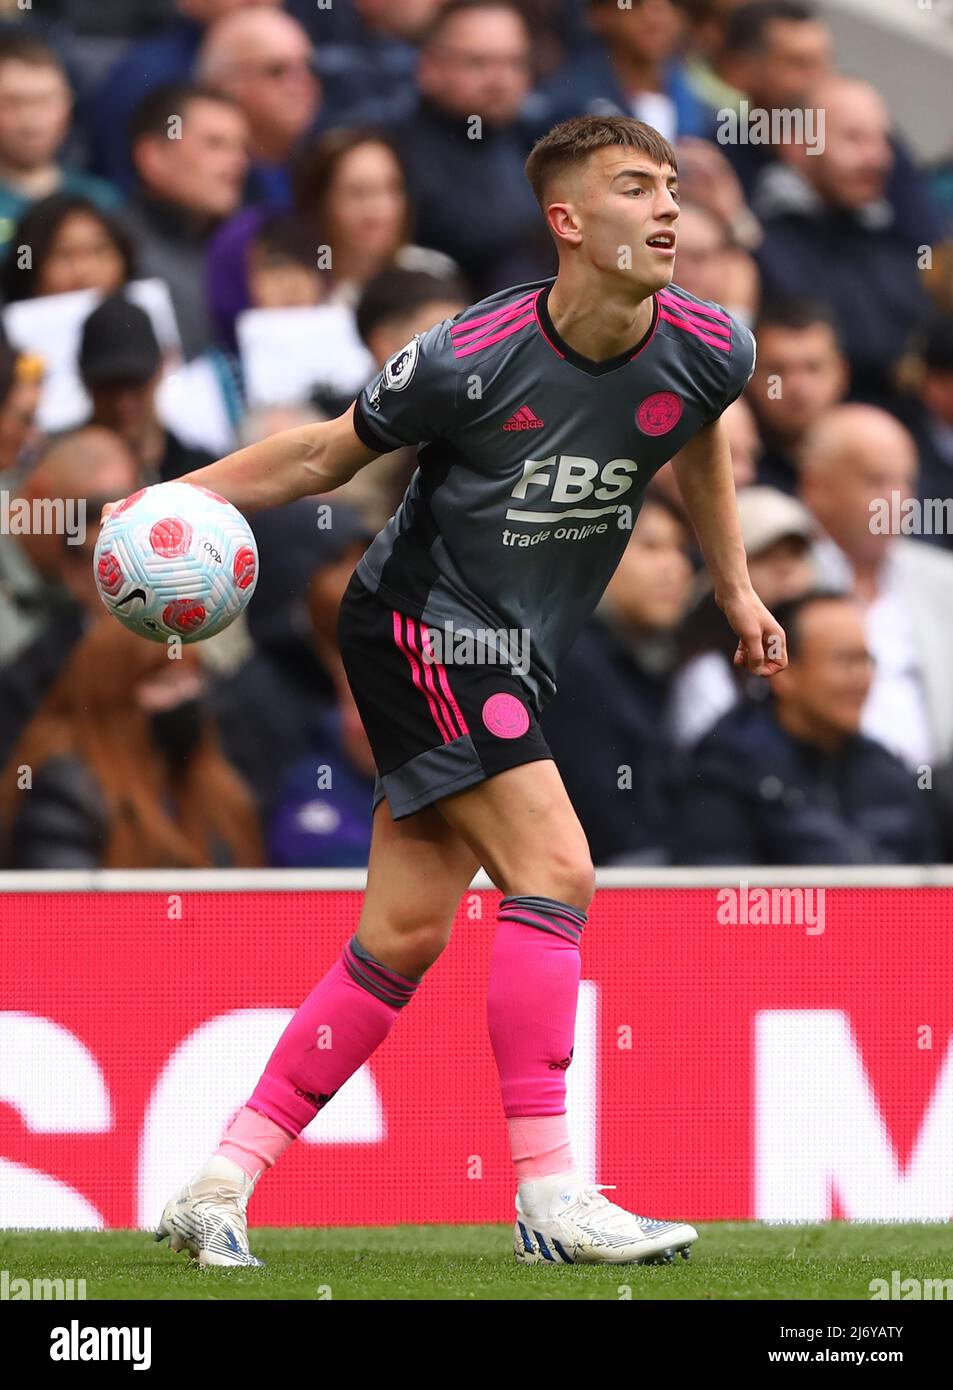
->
93, 481, 259, 644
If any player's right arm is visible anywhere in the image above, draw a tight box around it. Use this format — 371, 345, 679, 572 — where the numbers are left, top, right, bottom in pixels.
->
100, 320, 458, 525
100, 404, 379, 523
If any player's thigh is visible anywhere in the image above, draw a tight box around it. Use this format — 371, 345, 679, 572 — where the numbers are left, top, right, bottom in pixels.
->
356, 797, 481, 977
435, 759, 595, 912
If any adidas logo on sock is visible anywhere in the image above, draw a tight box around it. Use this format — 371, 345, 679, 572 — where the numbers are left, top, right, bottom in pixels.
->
503, 404, 544, 431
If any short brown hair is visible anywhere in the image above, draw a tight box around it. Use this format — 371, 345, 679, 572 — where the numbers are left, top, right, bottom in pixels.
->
524, 115, 677, 207
0, 32, 65, 78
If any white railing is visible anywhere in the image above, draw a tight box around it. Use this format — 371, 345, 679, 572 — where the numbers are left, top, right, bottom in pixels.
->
0, 865, 950, 891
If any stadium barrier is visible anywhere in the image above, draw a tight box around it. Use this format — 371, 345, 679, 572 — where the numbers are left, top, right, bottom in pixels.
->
1, 868, 951, 1229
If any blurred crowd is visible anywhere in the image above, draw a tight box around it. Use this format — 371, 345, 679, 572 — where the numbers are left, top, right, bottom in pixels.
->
2, 0, 953, 869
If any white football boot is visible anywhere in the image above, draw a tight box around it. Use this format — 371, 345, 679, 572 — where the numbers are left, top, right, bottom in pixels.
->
514, 1174, 698, 1266
154, 1155, 264, 1267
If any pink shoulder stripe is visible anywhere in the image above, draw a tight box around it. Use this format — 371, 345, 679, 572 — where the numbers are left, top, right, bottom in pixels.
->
450, 292, 536, 338
659, 308, 731, 352
450, 297, 537, 345
658, 290, 730, 326
453, 311, 537, 358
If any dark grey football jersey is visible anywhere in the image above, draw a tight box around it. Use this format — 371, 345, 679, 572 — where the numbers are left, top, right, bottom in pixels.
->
352, 276, 756, 708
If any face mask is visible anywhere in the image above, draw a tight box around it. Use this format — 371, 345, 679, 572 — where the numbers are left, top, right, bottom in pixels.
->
148, 696, 204, 765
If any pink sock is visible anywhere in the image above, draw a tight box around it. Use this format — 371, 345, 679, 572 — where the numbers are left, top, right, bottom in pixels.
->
488, 895, 586, 1119
507, 1114, 575, 1182
244, 934, 420, 1138
216, 1105, 295, 1178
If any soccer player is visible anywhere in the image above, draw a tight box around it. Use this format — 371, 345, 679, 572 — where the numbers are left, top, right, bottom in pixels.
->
105, 115, 786, 1267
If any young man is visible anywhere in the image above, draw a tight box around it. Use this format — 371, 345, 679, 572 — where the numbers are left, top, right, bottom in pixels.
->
103, 115, 786, 1268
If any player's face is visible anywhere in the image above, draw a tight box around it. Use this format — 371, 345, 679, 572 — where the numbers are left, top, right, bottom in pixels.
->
570, 149, 680, 293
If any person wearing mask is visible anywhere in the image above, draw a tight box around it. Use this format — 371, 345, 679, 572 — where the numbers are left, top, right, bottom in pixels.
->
0, 615, 263, 869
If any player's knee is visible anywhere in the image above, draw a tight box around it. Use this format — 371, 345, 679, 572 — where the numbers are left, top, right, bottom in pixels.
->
361, 918, 452, 980
502, 851, 595, 915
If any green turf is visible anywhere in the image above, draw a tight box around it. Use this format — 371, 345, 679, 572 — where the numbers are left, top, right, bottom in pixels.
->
0, 1223, 949, 1300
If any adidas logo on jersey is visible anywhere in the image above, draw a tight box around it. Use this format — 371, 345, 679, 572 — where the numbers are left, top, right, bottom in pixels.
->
503, 405, 544, 431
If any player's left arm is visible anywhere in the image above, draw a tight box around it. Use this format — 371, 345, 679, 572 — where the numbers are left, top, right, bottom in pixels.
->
670, 414, 787, 676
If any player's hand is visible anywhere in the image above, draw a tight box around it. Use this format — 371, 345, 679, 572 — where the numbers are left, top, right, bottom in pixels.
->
99, 500, 121, 526
718, 586, 787, 677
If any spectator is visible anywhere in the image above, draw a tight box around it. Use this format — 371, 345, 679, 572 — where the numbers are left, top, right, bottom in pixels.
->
715, 0, 831, 196
0, 422, 138, 667
899, 315, 953, 556
78, 294, 216, 485
246, 213, 326, 309
746, 297, 848, 494
717, 2, 940, 247
292, 129, 417, 307
206, 203, 333, 350
544, 0, 710, 142
345, 265, 469, 529
670, 485, 815, 748
211, 497, 374, 860
393, 0, 554, 295
653, 394, 757, 506
0, 340, 42, 478
0, 32, 121, 255
753, 75, 931, 402
125, 82, 251, 359
542, 493, 695, 864
673, 591, 938, 865
262, 513, 379, 867
198, 5, 320, 207
0, 614, 264, 869
671, 199, 759, 326
310, 0, 448, 128
721, 394, 759, 490
801, 404, 953, 770
88, 0, 284, 190
0, 193, 134, 301
677, 0, 751, 113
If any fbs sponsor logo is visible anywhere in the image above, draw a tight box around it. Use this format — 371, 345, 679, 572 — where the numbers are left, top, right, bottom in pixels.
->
503, 404, 544, 431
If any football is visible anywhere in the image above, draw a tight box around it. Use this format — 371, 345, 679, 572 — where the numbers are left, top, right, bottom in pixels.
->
92, 480, 258, 644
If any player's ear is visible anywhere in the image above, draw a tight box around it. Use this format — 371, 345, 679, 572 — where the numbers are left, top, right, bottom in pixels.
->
546, 201, 583, 247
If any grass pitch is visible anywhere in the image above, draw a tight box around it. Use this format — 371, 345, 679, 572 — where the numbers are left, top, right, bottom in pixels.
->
1, 1222, 949, 1300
